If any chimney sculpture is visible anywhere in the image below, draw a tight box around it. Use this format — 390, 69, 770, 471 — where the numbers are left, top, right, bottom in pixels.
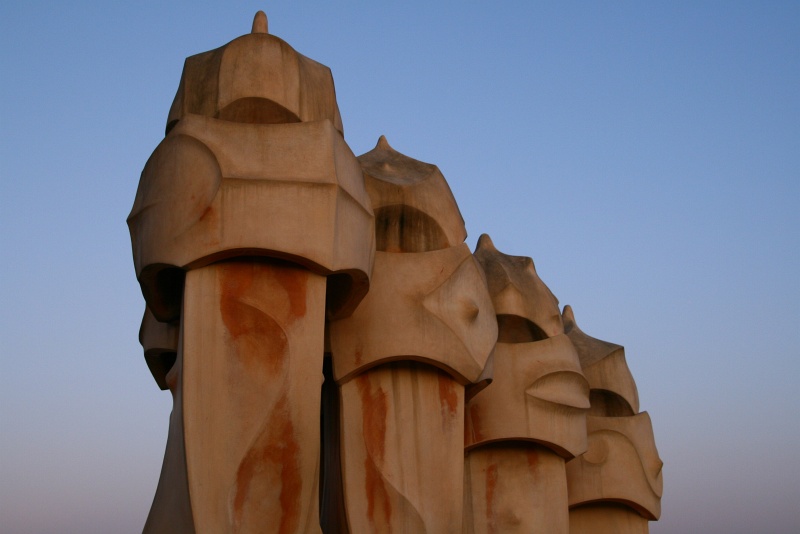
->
563, 307, 663, 533
328, 138, 497, 532
129, 12, 373, 533
129, 11, 661, 534
464, 235, 590, 534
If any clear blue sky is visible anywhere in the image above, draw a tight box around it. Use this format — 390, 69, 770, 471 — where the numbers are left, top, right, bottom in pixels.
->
1, 2, 798, 533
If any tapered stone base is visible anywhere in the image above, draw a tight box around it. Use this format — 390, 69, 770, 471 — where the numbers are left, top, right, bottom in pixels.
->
464, 444, 569, 534
569, 503, 649, 534
145, 260, 326, 534
340, 362, 465, 533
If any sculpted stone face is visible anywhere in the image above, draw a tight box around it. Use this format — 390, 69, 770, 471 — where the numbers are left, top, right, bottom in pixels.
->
133, 13, 373, 533
466, 235, 589, 458
465, 333, 590, 458
330, 245, 497, 384
330, 137, 496, 384
567, 413, 664, 520
463, 235, 589, 534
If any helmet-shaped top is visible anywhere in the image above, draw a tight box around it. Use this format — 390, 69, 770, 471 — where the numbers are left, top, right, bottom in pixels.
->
358, 136, 467, 252
166, 11, 344, 134
562, 305, 640, 415
474, 234, 563, 340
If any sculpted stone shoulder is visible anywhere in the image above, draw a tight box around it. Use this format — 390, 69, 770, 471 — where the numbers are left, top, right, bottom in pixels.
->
128, 117, 373, 322
331, 245, 497, 384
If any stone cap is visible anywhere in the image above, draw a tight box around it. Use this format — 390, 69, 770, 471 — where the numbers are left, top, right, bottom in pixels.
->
166, 11, 344, 134
359, 136, 467, 251
563, 305, 640, 415
474, 234, 563, 338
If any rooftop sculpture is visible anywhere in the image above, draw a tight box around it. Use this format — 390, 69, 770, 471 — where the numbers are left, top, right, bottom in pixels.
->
129, 11, 662, 534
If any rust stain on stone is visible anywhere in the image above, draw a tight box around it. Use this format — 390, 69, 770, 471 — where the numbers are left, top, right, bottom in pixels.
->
526, 448, 539, 472
270, 266, 308, 323
485, 462, 499, 534
357, 374, 392, 527
274, 401, 302, 534
469, 403, 484, 442
219, 263, 289, 374
437, 371, 458, 419
199, 205, 213, 221
232, 394, 302, 534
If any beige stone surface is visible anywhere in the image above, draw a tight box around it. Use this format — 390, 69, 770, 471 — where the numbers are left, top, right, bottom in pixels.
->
328, 139, 496, 533
143, 326, 194, 533
464, 444, 569, 534
128, 116, 374, 322
133, 13, 374, 533
144, 261, 326, 533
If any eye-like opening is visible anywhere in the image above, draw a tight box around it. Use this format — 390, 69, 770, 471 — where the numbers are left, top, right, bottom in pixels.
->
588, 389, 635, 417
140, 266, 185, 323
217, 97, 301, 125
496, 314, 547, 343
373, 205, 449, 253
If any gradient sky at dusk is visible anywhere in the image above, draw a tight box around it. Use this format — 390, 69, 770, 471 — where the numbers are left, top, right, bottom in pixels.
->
1, 2, 798, 533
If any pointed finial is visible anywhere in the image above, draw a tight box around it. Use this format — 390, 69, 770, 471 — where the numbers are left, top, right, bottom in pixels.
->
375, 135, 392, 150
562, 304, 577, 332
476, 233, 497, 252
252, 11, 268, 34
